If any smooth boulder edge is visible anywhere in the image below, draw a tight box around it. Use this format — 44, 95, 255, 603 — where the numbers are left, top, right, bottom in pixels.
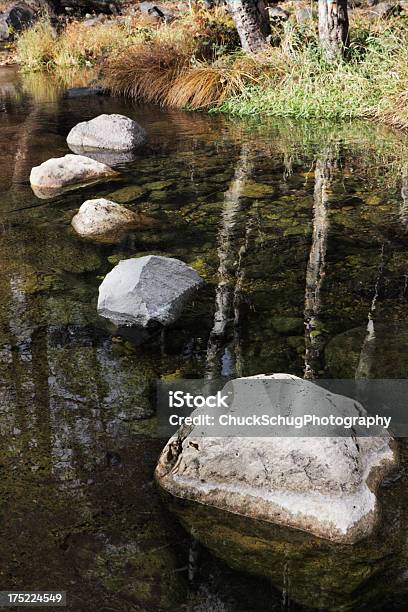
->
71, 198, 140, 238
67, 114, 147, 152
97, 255, 204, 327
30, 154, 118, 199
156, 374, 397, 544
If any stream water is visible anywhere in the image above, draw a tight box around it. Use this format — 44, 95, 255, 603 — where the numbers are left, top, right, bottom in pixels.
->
1, 66, 408, 611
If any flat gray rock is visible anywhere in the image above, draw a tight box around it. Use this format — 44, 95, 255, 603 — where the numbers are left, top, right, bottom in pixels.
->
67, 114, 147, 152
71, 198, 139, 239
97, 255, 203, 327
156, 374, 397, 544
30, 154, 118, 199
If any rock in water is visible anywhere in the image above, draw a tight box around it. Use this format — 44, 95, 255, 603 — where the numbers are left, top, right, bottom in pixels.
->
71, 199, 139, 240
97, 256, 203, 327
156, 374, 396, 544
67, 114, 147, 152
30, 154, 118, 199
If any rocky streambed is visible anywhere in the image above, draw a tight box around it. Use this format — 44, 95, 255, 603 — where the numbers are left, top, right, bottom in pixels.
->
2, 67, 408, 610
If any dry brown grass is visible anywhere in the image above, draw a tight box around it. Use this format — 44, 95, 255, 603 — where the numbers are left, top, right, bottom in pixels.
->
106, 40, 189, 104
167, 56, 263, 108
378, 90, 408, 132
106, 46, 266, 109
103, 2, 251, 109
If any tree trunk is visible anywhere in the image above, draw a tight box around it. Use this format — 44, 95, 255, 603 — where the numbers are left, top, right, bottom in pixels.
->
318, 0, 349, 60
227, 0, 271, 53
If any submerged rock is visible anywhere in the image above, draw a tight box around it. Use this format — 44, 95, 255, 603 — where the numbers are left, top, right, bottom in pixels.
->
156, 374, 396, 544
64, 86, 107, 98
30, 154, 118, 199
240, 181, 275, 198
325, 322, 408, 379
67, 114, 147, 152
107, 184, 147, 203
97, 255, 204, 327
71, 198, 140, 241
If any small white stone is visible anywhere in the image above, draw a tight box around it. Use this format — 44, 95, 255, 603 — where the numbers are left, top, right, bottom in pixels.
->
71, 199, 139, 237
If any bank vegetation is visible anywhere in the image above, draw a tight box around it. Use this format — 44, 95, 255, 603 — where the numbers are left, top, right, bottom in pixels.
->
13, 2, 408, 131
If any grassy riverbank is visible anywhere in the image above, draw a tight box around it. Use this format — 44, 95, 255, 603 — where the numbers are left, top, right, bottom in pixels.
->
14, 6, 408, 130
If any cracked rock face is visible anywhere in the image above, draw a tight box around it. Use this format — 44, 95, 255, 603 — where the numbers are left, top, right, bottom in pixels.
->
71, 198, 139, 240
30, 154, 118, 199
67, 114, 147, 152
156, 374, 397, 544
97, 255, 204, 327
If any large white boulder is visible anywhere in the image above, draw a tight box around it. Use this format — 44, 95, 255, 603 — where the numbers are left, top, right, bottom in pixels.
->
67, 114, 147, 152
30, 154, 118, 199
71, 198, 140, 239
156, 374, 397, 544
97, 256, 204, 327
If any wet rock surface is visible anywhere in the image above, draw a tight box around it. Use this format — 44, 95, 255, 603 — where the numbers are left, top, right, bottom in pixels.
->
97, 255, 204, 327
30, 154, 118, 198
156, 374, 397, 544
71, 198, 140, 240
67, 113, 147, 152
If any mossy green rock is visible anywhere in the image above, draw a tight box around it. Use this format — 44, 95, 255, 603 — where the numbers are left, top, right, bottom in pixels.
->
12, 266, 64, 295
143, 179, 175, 191
325, 323, 408, 378
240, 181, 275, 198
163, 480, 408, 611
107, 185, 146, 203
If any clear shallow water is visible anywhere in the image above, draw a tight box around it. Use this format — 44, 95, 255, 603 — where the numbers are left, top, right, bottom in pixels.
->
1, 66, 408, 610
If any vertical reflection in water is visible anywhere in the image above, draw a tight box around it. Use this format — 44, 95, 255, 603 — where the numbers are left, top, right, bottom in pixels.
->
232, 217, 254, 378
12, 106, 42, 186
8, 277, 36, 430
304, 148, 335, 379
205, 143, 254, 379
355, 243, 385, 380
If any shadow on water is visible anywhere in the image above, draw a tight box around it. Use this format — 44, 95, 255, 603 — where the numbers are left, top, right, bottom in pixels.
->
1, 66, 408, 610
